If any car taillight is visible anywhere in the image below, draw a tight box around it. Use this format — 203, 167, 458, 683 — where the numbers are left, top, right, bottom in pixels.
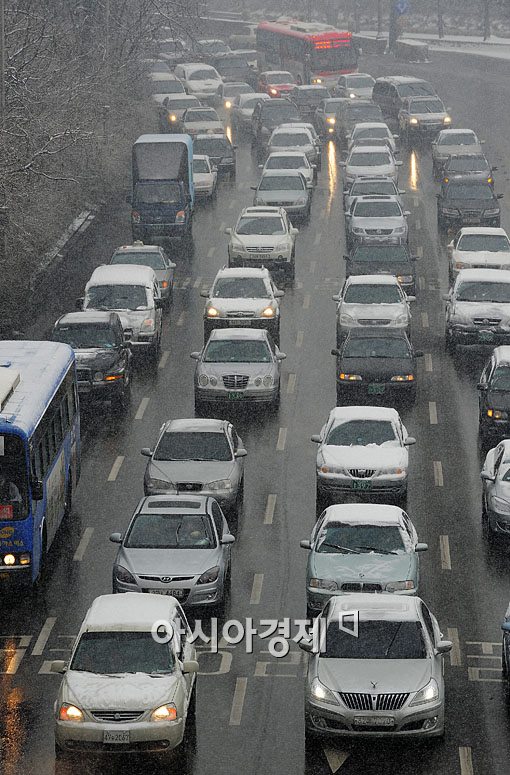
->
131, 210, 141, 223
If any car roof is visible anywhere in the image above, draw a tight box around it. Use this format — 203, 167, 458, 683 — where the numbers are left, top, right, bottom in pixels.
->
55, 311, 119, 326
457, 227, 507, 236
240, 206, 284, 216
346, 274, 400, 286
193, 154, 211, 162
345, 327, 409, 340
113, 243, 163, 253
327, 405, 401, 423
322, 503, 405, 526
165, 94, 198, 102
182, 62, 219, 71
376, 75, 430, 85
86, 264, 157, 286
344, 99, 377, 107
266, 151, 307, 158
262, 70, 293, 77
351, 175, 396, 185
350, 146, 392, 154
353, 122, 390, 131
456, 268, 510, 283
214, 266, 271, 279
194, 133, 229, 141
292, 84, 328, 90
260, 169, 304, 177
239, 92, 269, 102
163, 418, 228, 433
139, 494, 209, 513
437, 128, 476, 138
208, 328, 268, 341
353, 195, 399, 203
223, 81, 251, 88
329, 593, 420, 621
272, 126, 311, 135
83, 592, 181, 632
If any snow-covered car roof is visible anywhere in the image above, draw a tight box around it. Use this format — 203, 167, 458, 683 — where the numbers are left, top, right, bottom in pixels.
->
207, 327, 270, 341
163, 418, 229, 433
321, 503, 406, 526
214, 266, 272, 279
329, 593, 421, 622
345, 274, 401, 286
352, 122, 391, 132
455, 226, 508, 237
86, 264, 157, 287
83, 592, 182, 633
455, 268, 510, 284
327, 406, 402, 424
491, 347, 510, 367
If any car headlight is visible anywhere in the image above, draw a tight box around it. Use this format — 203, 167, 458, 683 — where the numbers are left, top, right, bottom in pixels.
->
396, 275, 413, 284
147, 477, 174, 490
254, 197, 262, 205
93, 371, 104, 382
484, 208, 500, 217
385, 580, 415, 592
409, 117, 419, 125
339, 313, 354, 325
297, 197, 307, 205
198, 374, 210, 387
207, 306, 220, 317
382, 467, 404, 475
114, 565, 136, 584
487, 408, 508, 420
253, 376, 262, 386
198, 566, 220, 584
491, 496, 510, 515
327, 117, 336, 125
394, 226, 406, 234
206, 479, 232, 491
442, 208, 459, 216
410, 678, 439, 707
275, 241, 290, 251
151, 703, 178, 722
141, 318, 155, 330
225, 100, 232, 109
390, 374, 414, 382
339, 373, 362, 381
395, 313, 408, 325
319, 464, 344, 474
270, 88, 278, 95
169, 114, 177, 123
454, 261, 467, 270
59, 704, 84, 722
261, 306, 275, 318
309, 677, 340, 705
309, 578, 338, 590
443, 115, 452, 124
263, 374, 273, 387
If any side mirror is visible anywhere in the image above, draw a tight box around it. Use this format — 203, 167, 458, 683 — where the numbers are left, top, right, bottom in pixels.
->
310, 434, 321, 443
332, 294, 340, 302
414, 350, 424, 357
140, 447, 153, 457
343, 255, 349, 261
399, 189, 406, 195
276, 352, 287, 360
411, 255, 419, 261
75, 297, 84, 310
406, 295, 416, 302
497, 194, 504, 199
477, 383, 488, 391
492, 165, 498, 171
480, 471, 495, 482
415, 542, 428, 552
403, 210, 411, 217
274, 289, 285, 298
250, 185, 257, 191
200, 289, 210, 298
393, 133, 399, 139
31, 479, 44, 501
258, 164, 263, 169
221, 534, 236, 545
480, 139, 486, 144
395, 160, 403, 166
331, 348, 340, 356
404, 436, 416, 446
50, 660, 67, 674
435, 640, 453, 655
339, 161, 346, 167
109, 532, 123, 544
224, 227, 233, 235
307, 183, 313, 189
190, 351, 201, 360
235, 448, 248, 458
300, 539, 311, 550
181, 660, 200, 674
290, 227, 299, 235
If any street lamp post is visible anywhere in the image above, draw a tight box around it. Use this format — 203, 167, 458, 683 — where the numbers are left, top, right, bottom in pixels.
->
377, 0, 383, 37
483, 0, 491, 41
437, 0, 444, 39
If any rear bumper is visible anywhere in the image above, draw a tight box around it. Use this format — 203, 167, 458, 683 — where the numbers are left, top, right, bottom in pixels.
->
204, 318, 279, 340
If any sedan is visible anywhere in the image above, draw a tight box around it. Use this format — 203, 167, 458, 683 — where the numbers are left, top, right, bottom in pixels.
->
347, 122, 398, 154
258, 70, 296, 97
192, 154, 218, 200
447, 227, 510, 284
252, 170, 312, 222
346, 195, 410, 249
431, 128, 484, 178
267, 126, 320, 168
288, 85, 331, 122
191, 328, 286, 413
193, 133, 236, 180
481, 439, 510, 539
345, 243, 418, 296
341, 146, 402, 186
110, 494, 235, 610
331, 328, 423, 406
312, 405, 416, 511
442, 154, 496, 187
231, 92, 270, 133
301, 593, 451, 739
343, 176, 405, 214
158, 94, 201, 133
333, 73, 375, 100
301, 504, 428, 616
215, 81, 253, 110
180, 107, 223, 136
437, 181, 503, 234
398, 96, 452, 144
260, 151, 316, 187
109, 243, 175, 306
142, 418, 247, 514
314, 97, 350, 137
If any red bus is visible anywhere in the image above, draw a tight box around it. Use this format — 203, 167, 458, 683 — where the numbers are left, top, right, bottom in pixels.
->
256, 19, 358, 88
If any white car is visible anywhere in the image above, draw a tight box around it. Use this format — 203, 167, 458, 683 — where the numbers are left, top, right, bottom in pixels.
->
215, 81, 254, 110
334, 73, 375, 99
341, 146, 402, 186
231, 92, 271, 133
333, 274, 414, 346
181, 107, 223, 136
431, 128, 484, 178
192, 155, 218, 199
226, 206, 298, 285
348, 122, 398, 154
346, 195, 410, 249
312, 405, 416, 512
447, 227, 510, 284
343, 175, 405, 213
260, 151, 316, 187
267, 126, 320, 167
174, 62, 223, 101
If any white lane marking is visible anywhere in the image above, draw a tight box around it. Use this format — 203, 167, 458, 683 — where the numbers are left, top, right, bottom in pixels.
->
229, 677, 247, 725
429, 401, 438, 425
314, 233, 322, 246
415, 219, 421, 230
250, 574, 264, 605
303, 294, 311, 309
264, 494, 277, 525
424, 353, 433, 372
440, 535, 451, 570
296, 281, 303, 290
181, 277, 191, 289
433, 460, 444, 487
459, 747, 474, 775
448, 627, 462, 666
418, 276, 425, 291
107, 455, 125, 482
207, 247, 216, 258
135, 397, 150, 420
296, 330, 304, 348
158, 350, 170, 370
323, 746, 350, 772
177, 311, 185, 327
413, 197, 420, 208
73, 527, 94, 562
416, 245, 423, 258
276, 427, 287, 451
193, 276, 203, 288
287, 373, 296, 394
310, 260, 317, 273
5, 650, 26, 674
31, 617, 57, 656
421, 312, 429, 328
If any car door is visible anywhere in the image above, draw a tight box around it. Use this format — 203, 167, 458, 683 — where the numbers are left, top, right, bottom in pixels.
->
173, 607, 197, 706
478, 355, 495, 415
211, 500, 231, 575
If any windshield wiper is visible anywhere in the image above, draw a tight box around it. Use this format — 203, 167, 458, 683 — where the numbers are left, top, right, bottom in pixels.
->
383, 621, 404, 657
320, 542, 362, 554
353, 545, 398, 555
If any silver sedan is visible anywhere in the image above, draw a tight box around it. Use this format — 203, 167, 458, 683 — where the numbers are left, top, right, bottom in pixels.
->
481, 439, 510, 539
252, 170, 312, 222
346, 195, 410, 250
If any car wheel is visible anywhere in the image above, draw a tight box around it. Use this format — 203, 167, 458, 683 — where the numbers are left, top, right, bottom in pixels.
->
117, 374, 132, 412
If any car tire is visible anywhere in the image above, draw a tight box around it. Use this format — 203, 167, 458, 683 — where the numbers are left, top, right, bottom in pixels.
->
117, 374, 132, 412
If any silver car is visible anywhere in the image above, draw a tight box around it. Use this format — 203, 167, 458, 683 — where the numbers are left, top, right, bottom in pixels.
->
431, 128, 484, 178
341, 147, 402, 186
267, 126, 320, 167
343, 176, 405, 214
347, 122, 398, 154
346, 195, 410, 249
191, 328, 286, 413
301, 593, 451, 739
110, 495, 235, 610
334, 73, 375, 100
481, 439, 510, 539
142, 418, 247, 514
180, 107, 223, 137
260, 151, 316, 187
109, 242, 176, 306
230, 92, 270, 133
252, 170, 312, 222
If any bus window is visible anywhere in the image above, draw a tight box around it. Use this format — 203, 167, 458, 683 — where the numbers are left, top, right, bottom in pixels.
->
0, 435, 28, 520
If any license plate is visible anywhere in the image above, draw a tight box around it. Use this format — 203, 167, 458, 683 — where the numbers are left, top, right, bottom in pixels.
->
228, 319, 251, 326
228, 391, 244, 400
352, 479, 372, 491
353, 716, 394, 728
368, 383, 385, 395
149, 589, 184, 598
103, 730, 130, 744
0, 505, 13, 519
478, 330, 494, 342
464, 217, 480, 223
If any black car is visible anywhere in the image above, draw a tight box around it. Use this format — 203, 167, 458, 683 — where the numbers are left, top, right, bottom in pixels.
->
443, 154, 496, 188
288, 85, 330, 122
210, 53, 256, 88
334, 100, 383, 147
345, 244, 417, 296
372, 76, 436, 120
193, 133, 237, 180
437, 181, 503, 234
331, 328, 423, 405
52, 312, 132, 408
478, 346, 510, 443
250, 98, 300, 149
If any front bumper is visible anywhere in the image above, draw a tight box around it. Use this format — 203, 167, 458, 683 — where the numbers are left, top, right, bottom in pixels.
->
132, 223, 188, 240
77, 378, 125, 399
307, 585, 416, 611
317, 474, 408, 500
144, 483, 237, 510
55, 717, 184, 754
439, 212, 500, 229
336, 379, 415, 398
194, 184, 215, 198
113, 577, 223, 607
195, 386, 278, 404
486, 508, 510, 537
351, 233, 407, 246
407, 122, 445, 136
447, 325, 510, 346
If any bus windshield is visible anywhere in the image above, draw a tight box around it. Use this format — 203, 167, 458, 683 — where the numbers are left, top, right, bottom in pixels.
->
0, 434, 29, 520
311, 45, 358, 71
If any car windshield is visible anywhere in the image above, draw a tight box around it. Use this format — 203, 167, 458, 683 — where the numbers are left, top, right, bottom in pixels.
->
346, 75, 375, 88
85, 284, 148, 311
350, 181, 396, 197
272, 132, 310, 146
266, 155, 307, 170
154, 431, 232, 461
166, 98, 197, 110
352, 245, 409, 263
398, 81, 435, 97
447, 156, 488, 172
408, 98, 444, 112
353, 201, 401, 217
203, 340, 272, 363
355, 127, 388, 140
350, 152, 391, 166
324, 99, 346, 111
149, 80, 183, 95
213, 277, 270, 298
325, 419, 398, 446
193, 158, 210, 173
456, 281, 510, 303
344, 336, 411, 359
294, 88, 328, 104
259, 175, 305, 191
490, 368, 510, 391
188, 68, 218, 80
346, 106, 382, 122
267, 72, 294, 84
134, 181, 181, 205
53, 324, 118, 349
446, 184, 494, 201
262, 104, 300, 122
186, 109, 218, 122
439, 132, 476, 146
322, 620, 426, 659
111, 251, 166, 270
343, 284, 402, 304
224, 84, 252, 97
70, 632, 175, 674
193, 138, 230, 155
125, 513, 215, 549
316, 523, 405, 554
458, 235, 510, 252
236, 216, 285, 235
241, 97, 264, 109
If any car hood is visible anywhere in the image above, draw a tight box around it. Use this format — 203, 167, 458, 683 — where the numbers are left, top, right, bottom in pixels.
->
257, 190, 305, 203
341, 302, 407, 321
185, 121, 223, 132
351, 216, 405, 230
453, 250, 510, 267
486, 391, 510, 411
194, 172, 215, 184
338, 356, 415, 380
348, 261, 413, 278
444, 197, 497, 210
318, 658, 431, 695
320, 444, 407, 469
74, 348, 120, 369
116, 309, 152, 333
207, 297, 273, 314
147, 458, 235, 484
63, 670, 178, 711
198, 361, 277, 378
436, 144, 481, 158
451, 301, 510, 320
412, 111, 447, 120
233, 234, 286, 247
122, 546, 221, 576
269, 142, 314, 154
311, 552, 413, 584
347, 164, 394, 178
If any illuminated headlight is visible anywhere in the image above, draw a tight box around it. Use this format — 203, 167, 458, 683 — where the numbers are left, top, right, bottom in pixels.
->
390, 374, 414, 382
261, 306, 275, 318
198, 374, 210, 387
141, 318, 155, 330
169, 114, 177, 122
309, 578, 338, 591
396, 275, 413, 284
314, 78, 322, 84
207, 306, 220, 317
3, 554, 15, 566
443, 115, 452, 124
326, 117, 335, 125
349, 92, 356, 99
93, 371, 104, 381
59, 704, 84, 722
225, 100, 232, 109
410, 679, 439, 707
19, 553, 31, 565
262, 374, 273, 387
385, 580, 415, 592
410, 117, 419, 125
309, 677, 339, 704
394, 226, 406, 234
270, 88, 278, 95
491, 496, 510, 515
206, 479, 232, 491
487, 408, 508, 420
151, 704, 177, 722
339, 373, 362, 381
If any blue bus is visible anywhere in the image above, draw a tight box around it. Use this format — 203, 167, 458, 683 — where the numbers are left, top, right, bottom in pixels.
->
0, 341, 80, 586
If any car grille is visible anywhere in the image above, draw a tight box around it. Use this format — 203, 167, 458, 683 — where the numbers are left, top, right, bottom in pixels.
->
223, 374, 249, 389
349, 469, 375, 478
91, 710, 144, 723
226, 311, 255, 318
358, 319, 391, 326
138, 575, 194, 582
462, 210, 482, 218
176, 482, 203, 491
277, 201, 297, 207
473, 317, 501, 326
339, 693, 409, 711
246, 246, 274, 253
365, 229, 393, 235
76, 368, 91, 382
341, 582, 383, 592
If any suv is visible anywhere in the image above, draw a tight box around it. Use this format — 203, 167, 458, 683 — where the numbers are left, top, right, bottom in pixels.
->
267, 125, 320, 167
478, 347, 510, 443
398, 96, 452, 144
110, 242, 175, 307
437, 180, 503, 234
372, 76, 437, 120
333, 73, 375, 100
192, 133, 236, 180
250, 98, 300, 149
173, 62, 223, 101
345, 195, 409, 249
201, 266, 284, 343
442, 154, 496, 187
431, 129, 483, 178
52, 311, 132, 407
334, 100, 383, 147
447, 227, 510, 284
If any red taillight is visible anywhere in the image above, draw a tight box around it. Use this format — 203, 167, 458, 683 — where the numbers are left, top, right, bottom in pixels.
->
131, 210, 141, 223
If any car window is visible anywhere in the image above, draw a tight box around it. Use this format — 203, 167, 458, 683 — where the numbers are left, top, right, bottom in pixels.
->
420, 603, 436, 645
354, 127, 388, 140
193, 137, 231, 155
343, 284, 402, 304
111, 250, 166, 270
259, 175, 305, 191
350, 181, 396, 197
490, 368, 510, 391
203, 340, 272, 363
439, 132, 476, 146
322, 619, 426, 659
53, 324, 118, 349
351, 245, 409, 263
185, 109, 219, 121
271, 132, 310, 146
188, 69, 218, 80
154, 431, 232, 462
445, 184, 494, 201
85, 284, 148, 311
350, 152, 391, 166
125, 512, 215, 549
236, 216, 285, 235
210, 501, 224, 537
266, 155, 307, 170
408, 98, 444, 112
397, 81, 435, 97
315, 523, 405, 554
343, 336, 410, 359
457, 234, 509, 252
455, 281, 510, 303
193, 158, 210, 174
213, 277, 270, 298
70, 631, 175, 674
353, 201, 401, 217
325, 419, 398, 446
446, 156, 488, 173
346, 75, 375, 88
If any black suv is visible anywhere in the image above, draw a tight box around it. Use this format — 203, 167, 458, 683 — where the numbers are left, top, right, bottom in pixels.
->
478, 347, 510, 442
52, 311, 132, 408
372, 76, 436, 120
437, 181, 503, 234
288, 85, 330, 122
334, 100, 383, 147
250, 98, 300, 150
345, 243, 417, 296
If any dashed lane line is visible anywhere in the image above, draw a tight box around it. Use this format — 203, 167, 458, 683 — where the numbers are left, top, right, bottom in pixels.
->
207, 247, 216, 258
303, 294, 311, 309
276, 428, 287, 451
73, 527, 94, 562
296, 331, 304, 348
264, 494, 277, 525
459, 747, 474, 775
433, 460, 444, 487
314, 233, 322, 246
429, 401, 438, 425
250, 574, 264, 605
31, 617, 57, 657
193, 276, 203, 288
424, 353, 433, 372
229, 678, 247, 726
135, 397, 150, 420
416, 245, 423, 258
107, 455, 125, 482
158, 350, 170, 370
421, 312, 429, 328
177, 311, 185, 327
287, 373, 296, 394
440, 535, 451, 570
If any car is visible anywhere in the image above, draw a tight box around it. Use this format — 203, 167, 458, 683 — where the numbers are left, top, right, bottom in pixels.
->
52, 593, 198, 761
301, 593, 451, 739
502, 603, 510, 681
313, 97, 350, 137
191, 328, 286, 413
266, 126, 320, 170
192, 154, 218, 200
210, 53, 256, 88
333, 274, 414, 346
312, 406, 416, 511
158, 94, 201, 133
260, 150, 315, 187
347, 122, 398, 155
215, 81, 254, 110
231, 92, 271, 133
251, 170, 312, 223
444, 268, 510, 352
142, 58, 173, 75
180, 106, 223, 136
157, 36, 189, 65
257, 70, 296, 97
276, 122, 322, 166
478, 350, 510, 446
343, 176, 405, 213
250, 98, 300, 149
341, 146, 402, 186
226, 206, 298, 286
145, 72, 185, 97
52, 311, 133, 408
288, 85, 331, 121
201, 266, 284, 343
345, 243, 417, 296
334, 100, 384, 147
431, 128, 484, 178
372, 75, 437, 120
442, 153, 496, 187
109, 242, 176, 306
173, 62, 223, 102
345, 195, 410, 250
398, 96, 452, 145
141, 418, 246, 513
481, 439, 510, 538
192, 133, 236, 180
333, 73, 375, 100
301, 504, 428, 617
332, 328, 423, 406
437, 180, 503, 234
195, 38, 231, 58
447, 227, 510, 284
